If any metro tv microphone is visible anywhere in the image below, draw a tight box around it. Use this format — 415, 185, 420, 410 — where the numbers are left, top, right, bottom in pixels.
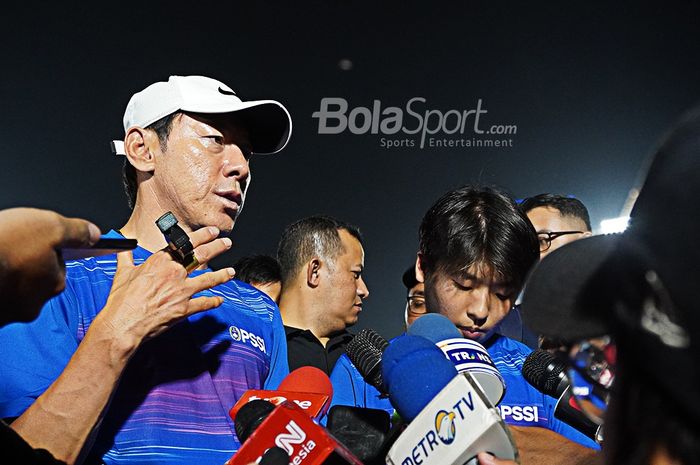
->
228, 400, 363, 465
522, 350, 601, 442
382, 335, 518, 465
408, 314, 506, 406
229, 366, 333, 421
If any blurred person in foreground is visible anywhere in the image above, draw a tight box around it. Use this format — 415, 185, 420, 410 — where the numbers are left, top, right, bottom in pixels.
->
488, 106, 700, 465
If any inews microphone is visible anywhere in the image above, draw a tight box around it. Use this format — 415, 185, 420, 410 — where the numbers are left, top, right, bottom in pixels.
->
522, 350, 601, 442
408, 314, 506, 405
345, 328, 389, 392
383, 335, 518, 465
228, 399, 362, 465
229, 366, 333, 421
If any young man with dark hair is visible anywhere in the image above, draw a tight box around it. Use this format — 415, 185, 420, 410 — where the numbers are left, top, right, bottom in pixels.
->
277, 215, 369, 375
0, 75, 292, 465
519, 194, 592, 259
233, 254, 282, 303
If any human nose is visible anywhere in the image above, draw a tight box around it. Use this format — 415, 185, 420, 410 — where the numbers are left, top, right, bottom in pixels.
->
221, 145, 250, 182
466, 288, 489, 326
357, 277, 369, 299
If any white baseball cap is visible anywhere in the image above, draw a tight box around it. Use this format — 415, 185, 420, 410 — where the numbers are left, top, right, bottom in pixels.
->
111, 75, 292, 155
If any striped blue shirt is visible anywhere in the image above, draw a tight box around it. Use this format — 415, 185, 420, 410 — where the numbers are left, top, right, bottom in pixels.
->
0, 231, 289, 464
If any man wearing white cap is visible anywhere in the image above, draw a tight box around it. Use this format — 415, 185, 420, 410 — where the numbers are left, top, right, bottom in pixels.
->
0, 76, 293, 465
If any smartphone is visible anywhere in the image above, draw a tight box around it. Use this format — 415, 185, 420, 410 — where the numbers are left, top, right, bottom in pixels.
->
62, 238, 138, 260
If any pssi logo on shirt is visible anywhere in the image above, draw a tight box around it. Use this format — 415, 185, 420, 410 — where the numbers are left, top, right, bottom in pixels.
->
497, 404, 541, 425
229, 325, 267, 354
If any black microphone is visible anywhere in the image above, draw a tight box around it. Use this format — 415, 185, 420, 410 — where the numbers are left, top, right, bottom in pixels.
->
345, 328, 389, 393
259, 446, 290, 465
326, 405, 391, 465
522, 350, 601, 441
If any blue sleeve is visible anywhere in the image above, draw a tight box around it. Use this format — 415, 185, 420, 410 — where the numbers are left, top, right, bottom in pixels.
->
328, 354, 393, 416
543, 393, 600, 449
262, 301, 289, 390
0, 287, 80, 418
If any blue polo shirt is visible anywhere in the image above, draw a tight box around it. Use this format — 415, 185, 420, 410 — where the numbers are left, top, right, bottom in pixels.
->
0, 231, 289, 464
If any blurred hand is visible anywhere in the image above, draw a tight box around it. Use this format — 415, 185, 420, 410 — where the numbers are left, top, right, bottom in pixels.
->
95, 225, 235, 355
0, 207, 101, 324
477, 452, 518, 465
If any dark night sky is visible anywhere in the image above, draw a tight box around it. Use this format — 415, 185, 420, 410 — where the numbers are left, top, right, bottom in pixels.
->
1, 2, 698, 338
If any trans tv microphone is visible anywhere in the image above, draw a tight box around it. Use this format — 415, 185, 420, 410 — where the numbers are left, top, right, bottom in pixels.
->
522, 350, 601, 441
408, 313, 506, 405
229, 400, 362, 465
382, 335, 518, 465
229, 366, 333, 421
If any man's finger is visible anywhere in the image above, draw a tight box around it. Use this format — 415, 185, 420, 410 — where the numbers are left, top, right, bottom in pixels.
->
115, 249, 136, 272
192, 237, 233, 265
187, 226, 221, 249
58, 216, 102, 249
187, 296, 225, 316
187, 268, 235, 294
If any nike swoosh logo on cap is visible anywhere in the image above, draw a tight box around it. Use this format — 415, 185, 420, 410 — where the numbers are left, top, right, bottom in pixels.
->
218, 87, 236, 96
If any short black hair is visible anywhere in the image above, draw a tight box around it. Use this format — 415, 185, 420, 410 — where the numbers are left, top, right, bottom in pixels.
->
402, 264, 419, 289
519, 193, 592, 231
121, 112, 182, 209
419, 185, 538, 295
232, 254, 281, 285
277, 215, 363, 286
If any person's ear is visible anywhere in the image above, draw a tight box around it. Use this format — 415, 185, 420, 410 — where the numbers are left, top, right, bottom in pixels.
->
124, 127, 158, 173
415, 254, 425, 283
306, 258, 322, 287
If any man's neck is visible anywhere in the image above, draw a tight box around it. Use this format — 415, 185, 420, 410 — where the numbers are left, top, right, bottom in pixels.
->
119, 204, 171, 253
279, 290, 331, 347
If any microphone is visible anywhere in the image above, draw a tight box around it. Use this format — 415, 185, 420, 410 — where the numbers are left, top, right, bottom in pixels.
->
326, 405, 391, 465
229, 366, 333, 421
408, 314, 505, 405
382, 335, 518, 465
522, 350, 601, 441
228, 399, 363, 465
345, 328, 389, 392
260, 446, 290, 465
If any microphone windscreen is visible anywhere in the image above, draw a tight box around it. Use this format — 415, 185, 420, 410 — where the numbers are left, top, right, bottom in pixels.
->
259, 446, 289, 465
346, 328, 389, 390
234, 399, 276, 443
381, 335, 457, 421
407, 313, 462, 343
522, 349, 568, 398
278, 366, 334, 399
326, 405, 391, 464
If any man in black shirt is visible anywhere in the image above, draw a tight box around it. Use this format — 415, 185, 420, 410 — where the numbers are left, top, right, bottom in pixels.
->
277, 216, 369, 375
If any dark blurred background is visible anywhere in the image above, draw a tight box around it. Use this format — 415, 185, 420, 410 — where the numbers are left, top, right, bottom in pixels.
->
1, 2, 698, 338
